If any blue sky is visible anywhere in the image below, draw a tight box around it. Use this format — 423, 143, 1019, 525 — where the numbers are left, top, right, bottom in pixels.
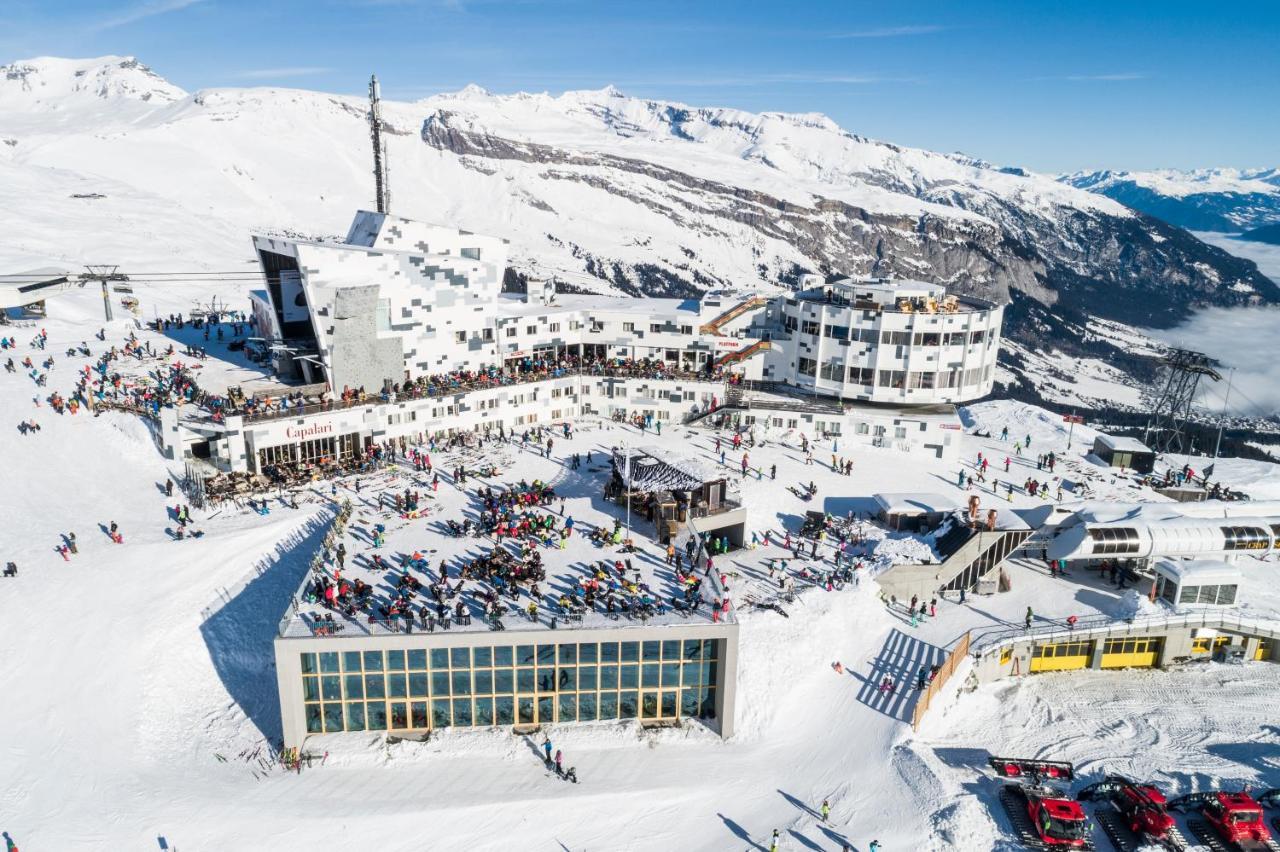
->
2, 0, 1277, 173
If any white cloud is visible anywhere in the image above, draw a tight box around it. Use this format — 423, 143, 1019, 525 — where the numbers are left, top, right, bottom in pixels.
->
827, 25, 945, 39
1034, 72, 1148, 82
232, 67, 334, 79
89, 0, 207, 32
1146, 306, 1280, 417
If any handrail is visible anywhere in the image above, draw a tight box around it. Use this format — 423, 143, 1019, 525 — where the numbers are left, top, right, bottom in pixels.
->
223, 366, 726, 425
969, 609, 1280, 657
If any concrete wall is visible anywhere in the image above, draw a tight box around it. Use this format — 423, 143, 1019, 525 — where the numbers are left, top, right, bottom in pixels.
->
969, 620, 1278, 683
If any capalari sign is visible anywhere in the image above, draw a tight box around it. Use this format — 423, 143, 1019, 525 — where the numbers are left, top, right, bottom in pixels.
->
285, 422, 334, 440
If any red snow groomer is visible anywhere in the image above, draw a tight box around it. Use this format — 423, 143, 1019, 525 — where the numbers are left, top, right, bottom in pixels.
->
989, 757, 1093, 849
1077, 774, 1187, 851
1168, 790, 1279, 852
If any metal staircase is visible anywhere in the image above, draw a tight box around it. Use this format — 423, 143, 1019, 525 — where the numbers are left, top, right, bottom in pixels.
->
712, 338, 772, 368
699, 297, 767, 336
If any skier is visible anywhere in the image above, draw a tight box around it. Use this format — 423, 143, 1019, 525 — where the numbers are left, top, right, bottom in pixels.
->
1025, 606, 1034, 629
165, 478, 174, 497
869, 842, 882, 852
770, 829, 780, 852
770, 463, 776, 480
554, 748, 564, 776
67, 532, 78, 554
821, 799, 830, 822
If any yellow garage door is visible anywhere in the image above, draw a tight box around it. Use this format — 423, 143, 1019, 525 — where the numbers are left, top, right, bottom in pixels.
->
1030, 640, 1094, 672
1101, 637, 1162, 669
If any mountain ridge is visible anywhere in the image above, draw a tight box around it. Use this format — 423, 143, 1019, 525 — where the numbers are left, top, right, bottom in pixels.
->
2, 55, 1276, 407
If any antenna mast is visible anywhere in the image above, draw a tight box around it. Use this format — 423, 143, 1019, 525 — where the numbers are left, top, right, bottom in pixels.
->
369, 74, 391, 214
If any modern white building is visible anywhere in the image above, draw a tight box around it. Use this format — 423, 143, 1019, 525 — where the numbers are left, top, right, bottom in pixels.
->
168, 210, 1005, 474
1044, 501, 1280, 564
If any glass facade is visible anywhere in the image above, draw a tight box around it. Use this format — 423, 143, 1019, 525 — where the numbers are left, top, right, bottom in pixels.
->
299, 638, 720, 735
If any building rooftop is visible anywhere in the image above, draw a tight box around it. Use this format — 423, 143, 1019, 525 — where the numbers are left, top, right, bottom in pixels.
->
873, 492, 963, 516
1094, 434, 1153, 453
279, 434, 738, 640
1153, 558, 1242, 584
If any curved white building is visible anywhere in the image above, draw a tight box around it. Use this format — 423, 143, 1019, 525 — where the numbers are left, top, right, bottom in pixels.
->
757, 278, 1003, 404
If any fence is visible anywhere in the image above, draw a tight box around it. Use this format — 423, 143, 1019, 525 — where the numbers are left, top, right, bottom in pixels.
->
910, 630, 970, 731
967, 609, 1280, 660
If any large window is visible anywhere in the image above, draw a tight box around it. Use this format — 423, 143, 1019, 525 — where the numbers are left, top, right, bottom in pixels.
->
847, 366, 874, 386
1222, 526, 1270, 551
1086, 527, 1141, 555
881, 330, 910, 346
1178, 584, 1238, 605
797, 357, 817, 377
877, 369, 906, 389
298, 638, 719, 734
819, 359, 843, 381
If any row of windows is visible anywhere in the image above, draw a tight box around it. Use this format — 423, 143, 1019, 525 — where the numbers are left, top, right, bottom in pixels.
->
303, 659, 718, 703
304, 686, 717, 734
1031, 641, 1094, 659
793, 361, 992, 390
1102, 638, 1161, 655
1178, 583, 1238, 606
784, 316, 992, 348
300, 640, 719, 676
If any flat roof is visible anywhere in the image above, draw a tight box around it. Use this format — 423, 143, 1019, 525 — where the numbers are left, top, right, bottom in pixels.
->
1095, 434, 1153, 453
280, 451, 737, 640
1154, 558, 1242, 583
874, 492, 961, 515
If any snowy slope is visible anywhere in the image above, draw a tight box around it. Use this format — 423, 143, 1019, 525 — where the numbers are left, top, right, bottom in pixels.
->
1063, 167, 1280, 231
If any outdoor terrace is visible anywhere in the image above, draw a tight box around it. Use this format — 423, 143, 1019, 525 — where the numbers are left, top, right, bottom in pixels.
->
277, 436, 737, 640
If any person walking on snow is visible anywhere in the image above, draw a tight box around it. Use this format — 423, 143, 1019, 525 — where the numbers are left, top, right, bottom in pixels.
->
821, 799, 830, 822
869, 841, 882, 852
1025, 606, 1034, 629
769, 829, 780, 852
554, 748, 563, 775
542, 735, 552, 764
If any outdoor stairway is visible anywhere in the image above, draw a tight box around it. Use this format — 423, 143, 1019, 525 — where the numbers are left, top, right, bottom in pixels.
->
699, 296, 767, 336
876, 527, 1033, 600
712, 338, 772, 368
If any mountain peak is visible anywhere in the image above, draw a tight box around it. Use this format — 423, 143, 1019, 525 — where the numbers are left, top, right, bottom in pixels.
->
0, 55, 187, 111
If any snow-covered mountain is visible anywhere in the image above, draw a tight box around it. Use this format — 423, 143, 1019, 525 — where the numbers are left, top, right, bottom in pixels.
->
2, 56, 1277, 403
1061, 167, 1280, 232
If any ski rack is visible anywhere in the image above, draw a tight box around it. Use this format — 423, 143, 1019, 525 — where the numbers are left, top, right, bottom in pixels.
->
1168, 792, 1227, 812
990, 756, 1077, 783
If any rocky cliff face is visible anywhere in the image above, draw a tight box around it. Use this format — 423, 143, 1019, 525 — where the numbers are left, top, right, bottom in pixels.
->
422, 107, 1277, 336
